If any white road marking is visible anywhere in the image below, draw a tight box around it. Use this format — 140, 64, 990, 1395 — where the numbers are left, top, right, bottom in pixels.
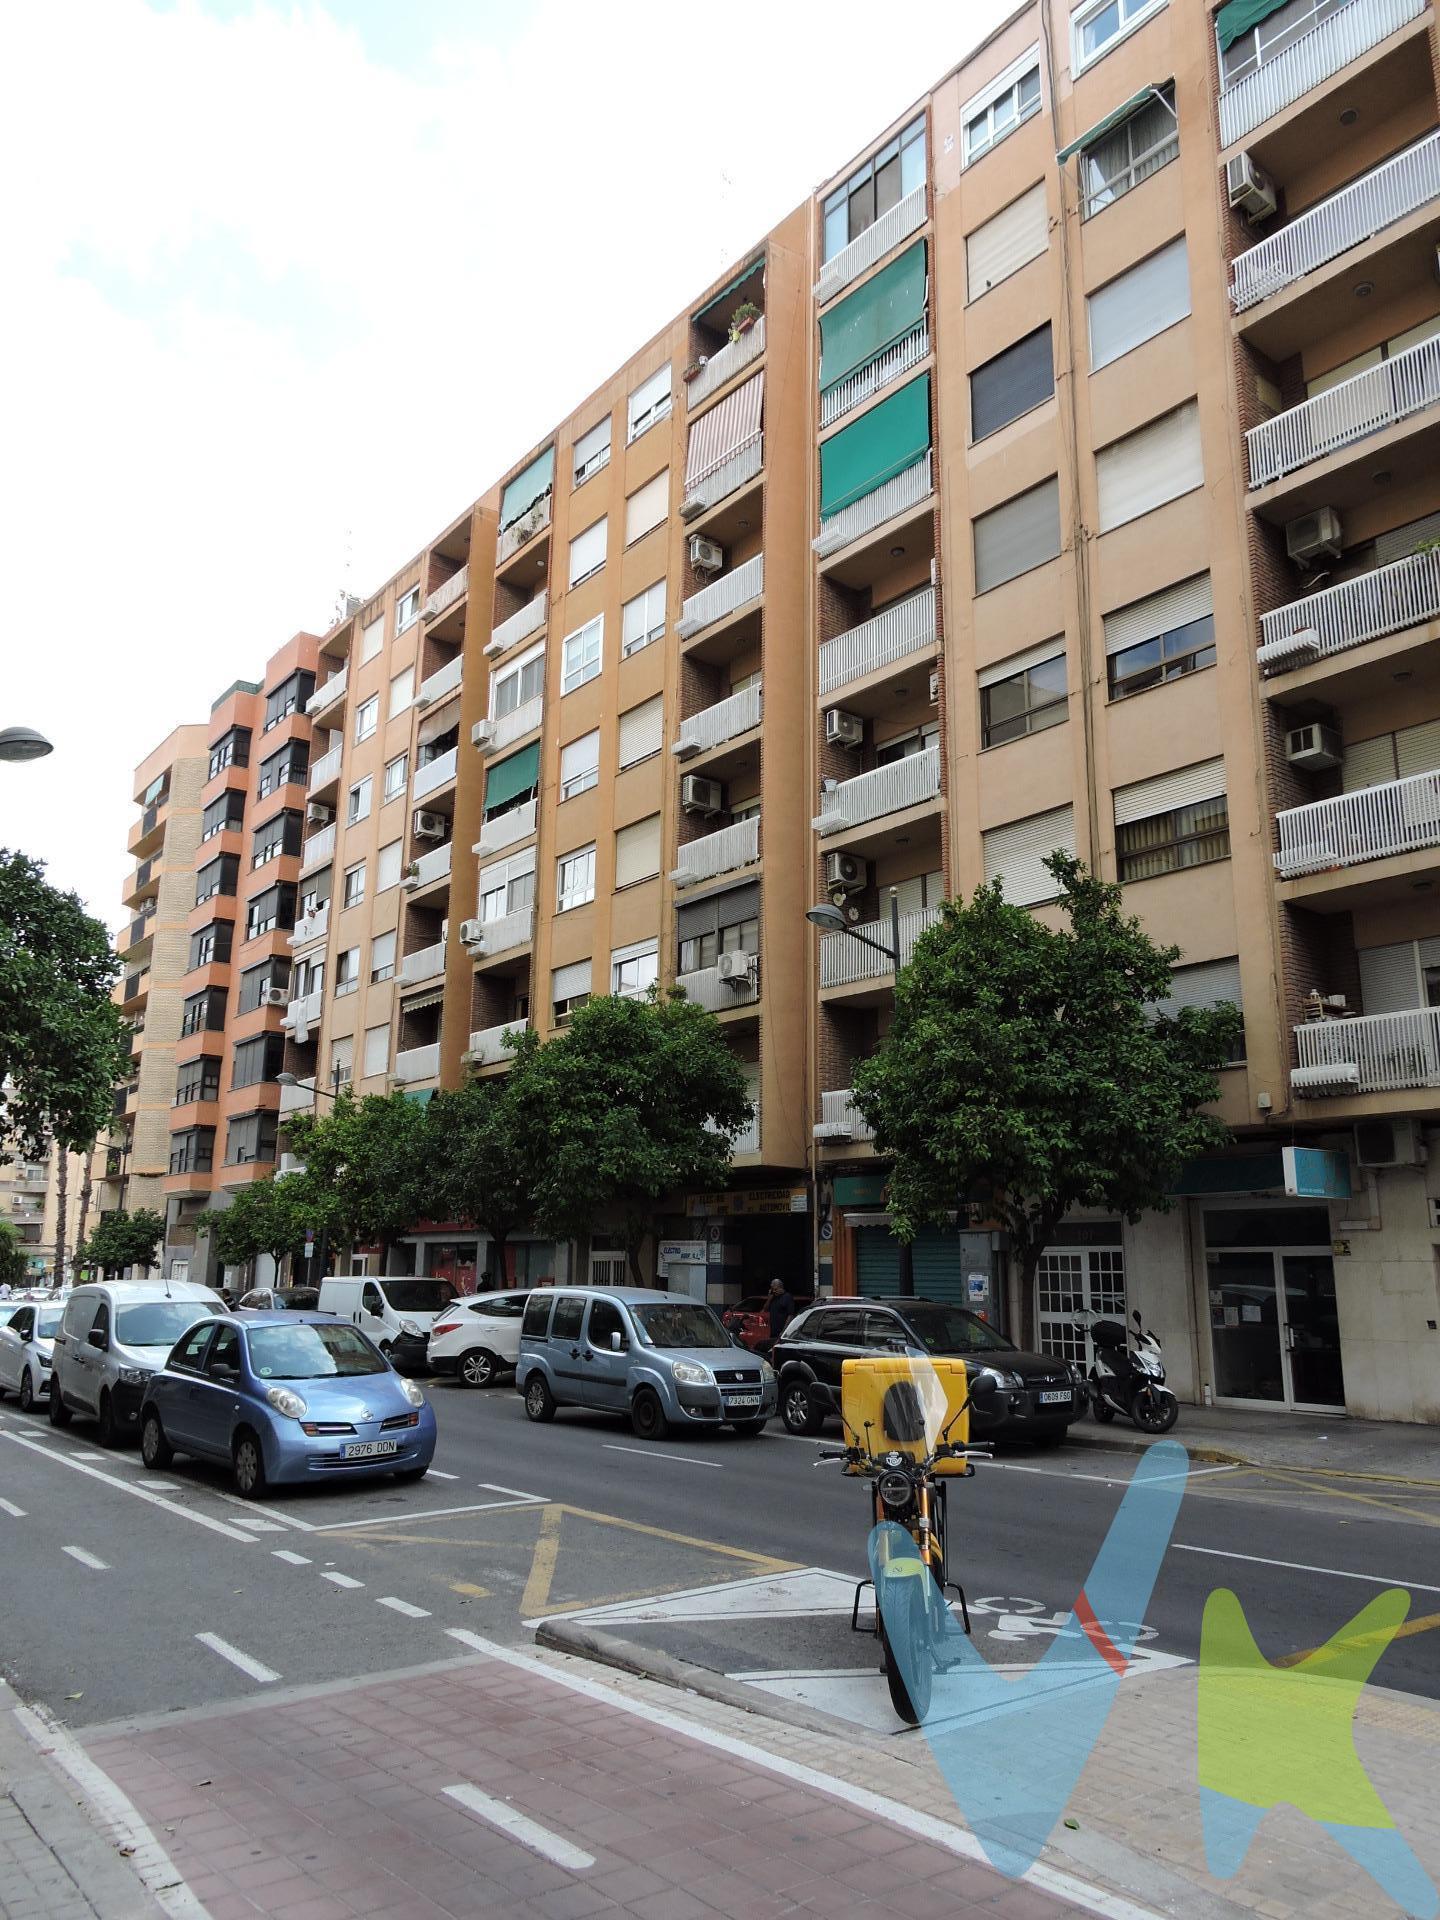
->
308, 1496, 545, 1532
441, 1782, 595, 1871
1175, 1543, 1440, 1594
0, 1431, 258, 1543
69, 1451, 106, 1461
61, 1545, 108, 1571
319, 1569, 364, 1590
142, 1482, 181, 1492
207, 1486, 316, 1532
603, 1444, 722, 1469
478, 1480, 547, 1501
377, 1596, 431, 1619
428, 1469, 459, 1480
227, 1517, 287, 1532
0, 1497, 25, 1518
272, 1549, 312, 1566
194, 1633, 280, 1684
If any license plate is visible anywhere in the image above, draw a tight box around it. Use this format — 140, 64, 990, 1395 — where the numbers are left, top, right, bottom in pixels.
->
725, 1393, 762, 1408
342, 1439, 399, 1460
1037, 1390, 1071, 1405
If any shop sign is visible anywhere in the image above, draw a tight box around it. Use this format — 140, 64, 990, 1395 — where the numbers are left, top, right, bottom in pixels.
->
1282, 1147, 1351, 1200
685, 1186, 809, 1217
657, 1238, 707, 1271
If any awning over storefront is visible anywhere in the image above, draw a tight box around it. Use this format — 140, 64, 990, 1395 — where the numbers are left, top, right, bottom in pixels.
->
1056, 84, 1171, 163
819, 372, 931, 519
819, 241, 927, 393
483, 741, 540, 814
499, 445, 554, 531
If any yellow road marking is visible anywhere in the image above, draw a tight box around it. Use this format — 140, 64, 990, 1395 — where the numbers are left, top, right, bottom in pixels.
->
449, 1580, 491, 1599
551, 1502, 798, 1575
521, 1504, 565, 1617
1277, 1609, 1440, 1669
1256, 1467, 1440, 1530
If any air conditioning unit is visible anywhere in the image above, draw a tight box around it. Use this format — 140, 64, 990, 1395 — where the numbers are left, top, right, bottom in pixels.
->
681, 775, 724, 816
260, 986, 288, 1008
1355, 1118, 1426, 1169
471, 719, 494, 749
1226, 151, 1277, 223
306, 802, 334, 827
716, 950, 758, 987
1286, 722, 1342, 771
412, 810, 447, 840
1286, 506, 1343, 565
824, 851, 867, 896
824, 708, 863, 749
928, 671, 940, 705
689, 534, 725, 576
459, 918, 484, 947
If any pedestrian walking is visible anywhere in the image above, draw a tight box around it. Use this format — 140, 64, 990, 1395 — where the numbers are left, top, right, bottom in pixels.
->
765, 1276, 794, 1344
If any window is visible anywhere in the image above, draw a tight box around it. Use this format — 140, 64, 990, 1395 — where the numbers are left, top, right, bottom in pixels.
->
1073, 0, 1166, 72
568, 518, 607, 589
1105, 574, 1215, 700
618, 694, 664, 768
360, 614, 385, 663
201, 791, 246, 841
562, 615, 603, 695
973, 476, 1061, 593
622, 581, 666, 656
256, 740, 308, 799
330, 1035, 354, 1088
293, 953, 325, 999
174, 1057, 221, 1106
980, 643, 1068, 747
679, 917, 758, 974
363, 1024, 390, 1078
479, 850, 535, 923
1088, 238, 1190, 372
370, 929, 396, 983
169, 1128, 215, 1175
573, 416, 611, 486
612, 939, 659, 997
395, 585, 420, 634
181, 988, 227, 1037
347, 775, 372, 825
245, 883, 296, 939
614, 815, 661, 889
383, 754, 408, 802
355, 695, 379, 742
225, 1111, 278, 1167
188, 921, 234, 970
389, 666, 414, 718
238, 959, 288, 1015
971, 325, 1053, 440
966, 183, 1048, 302
875, 723, 938, 766
334, 946, 361, 996
557, 845, 596, 912
625, 471, 669, 545
342, 862, 366, 909
231, 1033, 284, 1091
251, 810, 302, 869
208, 727, 251, 779
627, 367, 672, 443
195, 854, 239, 904
560, 730, 600, 800
1096, 402, 1203, 533
1114, 759, 1229, 881
264, 670, 314, 731
983, 805, 1077, 906
1081, 86, 1177, 218
493, 645, 545, 719
822, 114, 925, 260
376, 839, 403, 893
818, 372, 928, 519
1220, 0, 1346, 87
552, 959, 592, 1025
962, 52, 1041, 166
1152, 957, 1245, 1062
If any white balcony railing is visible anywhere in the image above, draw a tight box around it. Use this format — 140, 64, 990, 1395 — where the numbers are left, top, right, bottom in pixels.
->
423, 565, 468, 623
819, 587, 936, 698
676, 554, 763, 640
393, 1043, 440, 1086
687, 315, 766, 410
814, 184, 927, 303
485, 592, 547, 659
307, 663, 348, 717
400, 940, 447, 987
1247, 333, 1440, 488
820, 905, 940, 988
476, 797, 537, 857
406, 841, 453, 891
1258, 548, 1440, 671
820, 322, 930, 429
1218, 0, 1426, 147
674, 961, 760, 1012
307, 745, 342, 794
1274, 770, 1440, 876
480, 694, 543, 757
1294, 1005, 1440, 1094
465, 1020, 528, 1067
671, 817, 760, 889
497, 493, 551, 564
681, 436, 762, 519
814, 451, 933, 558
413, 746, 458, 802
288, 901, 330, 950
814, 746, 941, 835
299, 822, 335, 875
1232, 131, 1440, 312
732, 1102, 761, 1156
466, 904, 533, 957
672, 683, 762, 759
813, 1089, 876, 1142
417, 655, 463, 710
283, 989, 323, 1040
279, 1078, 315, 1115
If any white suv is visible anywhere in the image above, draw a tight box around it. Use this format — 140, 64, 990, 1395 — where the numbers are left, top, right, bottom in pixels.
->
426, 1289, 530, 1387
50, 1281, 225, 1446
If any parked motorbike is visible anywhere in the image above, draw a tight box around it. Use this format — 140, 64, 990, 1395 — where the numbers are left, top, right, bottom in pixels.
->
1080, 1307, 1178, 1434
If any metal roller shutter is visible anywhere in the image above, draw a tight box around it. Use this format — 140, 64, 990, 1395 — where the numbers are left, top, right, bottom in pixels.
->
1152, 956, 1242, 1018
856, 1228, 902, 1293
618, 694, 664, 768
1358, 942, 1423, 1014
1096, 402, 1203, 533
973, 476, 1061, 593
983, 805, 1076, 905
911, 1227, 965, 1305
967, 183, 1048, 302
1342, 734, 1398, 792
552, 959, 592, 1002
1113, 757, 1225, 825
1103, 573, 1213, 655
1088, 238, 1191, 372
978, 636, 1067, 687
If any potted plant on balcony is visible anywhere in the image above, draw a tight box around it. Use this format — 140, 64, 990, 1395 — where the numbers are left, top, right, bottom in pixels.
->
728, 303, 760, 343
682, 356, 709, 383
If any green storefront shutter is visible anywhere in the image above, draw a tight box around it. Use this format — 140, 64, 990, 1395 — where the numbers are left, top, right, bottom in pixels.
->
499, 446, 555, 530
856, 1227, 902, 1294
911, 1227, 965, 1307
483, 741, 541, 815
1214, 0, 1289, 53
819, 242, 927, 393
819, 374, 931, 520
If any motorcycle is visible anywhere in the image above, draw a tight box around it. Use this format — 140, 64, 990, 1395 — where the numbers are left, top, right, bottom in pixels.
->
1079, 1306, 1178, 1434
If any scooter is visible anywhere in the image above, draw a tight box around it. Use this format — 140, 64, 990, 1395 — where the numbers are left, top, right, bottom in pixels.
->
1081, 1307, 1178, 1434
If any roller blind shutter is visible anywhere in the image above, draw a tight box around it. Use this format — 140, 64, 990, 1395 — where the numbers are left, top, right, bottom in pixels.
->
675, 880, 761, 941
568, 518, 608, 586
1376, 509, 1440, 563
1097, 403, 1202, 532
819, 374, 931, 519
1152, 957, 1242, 1019
856, 1228, 902, 1292
479, 845, 536, 893
1358, 941, 1422, 1015
376, 841, 402, 892
363, 1024, 391, 1078
685, 372, 764, 488
978, 637, 1066, 688
819, 241, 927, 391
484, 742, 541, 814
1114, 757, 1226, 825
1341, 735, 1397, 792
971, 325, 1053, 440
625, 470, 669, 545
1104, 573, 1213, 654
1396, 718, 1440, 778
552, 959, 592, 1003
1088, 238, 1191, 372
500, 446, 555, 530
615, 814, 662, 888
619, 694, 664, 768
967, 183, 1048, 302
973, 477, 1060, 593
983, 805, 1076, 905
912, 1227, 965, 1306
573, 417, 610, 479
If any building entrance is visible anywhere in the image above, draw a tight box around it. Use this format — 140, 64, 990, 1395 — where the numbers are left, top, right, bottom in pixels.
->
1204, 1208, 1344, 1410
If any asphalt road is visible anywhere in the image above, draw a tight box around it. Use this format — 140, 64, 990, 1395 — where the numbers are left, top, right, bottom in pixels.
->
2, 1376, 1437, 1734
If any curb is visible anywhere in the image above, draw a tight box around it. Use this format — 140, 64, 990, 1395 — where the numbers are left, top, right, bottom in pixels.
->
1063, 1426, 1440, 1489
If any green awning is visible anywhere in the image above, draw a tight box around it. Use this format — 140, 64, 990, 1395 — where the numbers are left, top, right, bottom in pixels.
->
483, 741, 540, 814
403, 1088, 436, 1108
499, 446, 554, 531
694, 256, 763, 327
819, 373, 931, 520
1215, 0, 1288, 53
820, 241, 927, 393
1056, 84, 1170, 163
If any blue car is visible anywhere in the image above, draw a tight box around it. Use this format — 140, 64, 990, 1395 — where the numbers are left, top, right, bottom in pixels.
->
139, 1312, 437, 1497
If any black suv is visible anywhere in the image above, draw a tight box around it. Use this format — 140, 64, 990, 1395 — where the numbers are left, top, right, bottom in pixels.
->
771, 1298, 1084, 1446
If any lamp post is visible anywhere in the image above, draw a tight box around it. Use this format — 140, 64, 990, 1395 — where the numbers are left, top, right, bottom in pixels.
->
276, 1063, 345, 1281
0, 727, 54, 763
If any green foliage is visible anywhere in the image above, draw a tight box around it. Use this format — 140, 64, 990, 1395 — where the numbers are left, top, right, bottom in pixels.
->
78, 1207, 166, 1276
426, 1062, 543, 1270
513, 992, 751, 1282
0, 1220, 28, 1287
853, 856, 1239, 1343
196, 1179, 311, 1273
281, 1091, 431, 1258
0, 850, 129, 1161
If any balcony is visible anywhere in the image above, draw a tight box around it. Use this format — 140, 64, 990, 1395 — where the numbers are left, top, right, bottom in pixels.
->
1293, 1005, 1440, 1095
674, 961, 760, 1013
813, 1089, 876, 1143
814, 451, 932, 560
1258, 548, 1440, 676
1231, 131, 1440, 316
476, 798, 537, 858
424, 565, 468, 624
477, 695, 543, 758
680, 436, 762, 521
413, 746, 458, 803
814, 184, 926, 304
670, 817, 760, 889
465, 905, 533, 959
686, 315, 765, 410
821, 905, 939, 989
464, 1020, 528, 1068
672, 683, 761, 760
400, 939, 447, 987
307, 745, 342, 796
821, 322, 930, 430
819, 587, 936, 701
814, 747, 941, 838
1274, 770, 1440, 879
278, 1077, 315, 1116
677, 554, 764, 642
393, 1042, 440, 1086
307, 663, 348, 718
732, 1102, 761, 1157
497, 493, 551, 566
485, 592, 547, 660
417, 656, 463, 711
121, 969, 149, 1011
299, 822, 335, 876
405, 841, 453, 893
128, 799, 166, 859
1218, 0, 1426, 148
123, 856, 157, 908
282, 989, 323, 1040
1246, 334, 1440, 491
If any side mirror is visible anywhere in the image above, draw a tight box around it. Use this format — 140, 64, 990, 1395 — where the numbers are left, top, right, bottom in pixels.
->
966, 1372, 1001, 1408
87, 1327, 108, 1351
1132, 1309, 1143, 1328
610, 1331, 625, 1353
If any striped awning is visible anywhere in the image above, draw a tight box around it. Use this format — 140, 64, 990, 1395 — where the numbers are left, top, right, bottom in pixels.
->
399, 985, 445, 1011
685, 370, 764, 489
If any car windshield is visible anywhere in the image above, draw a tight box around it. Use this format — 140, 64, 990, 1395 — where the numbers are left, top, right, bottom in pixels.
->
631, 1303, 732, 1350
892, 1305, 1016, 1355
277, 1290, 320, 1310
380, 1280, 455, 1313
35, 1309, 63, 1339
115, 1301, 217, 1346
247, 1323, 386, 1380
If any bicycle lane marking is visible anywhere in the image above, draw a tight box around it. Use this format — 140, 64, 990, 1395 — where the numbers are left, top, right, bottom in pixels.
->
0, 1431, 260, 1543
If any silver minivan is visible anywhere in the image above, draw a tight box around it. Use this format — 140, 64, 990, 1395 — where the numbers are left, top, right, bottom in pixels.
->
516, 1287, 776, 1440
49, 1281, 226, 1446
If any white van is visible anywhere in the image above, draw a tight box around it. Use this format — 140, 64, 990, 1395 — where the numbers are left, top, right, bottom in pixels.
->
316, 1275, 458, 1370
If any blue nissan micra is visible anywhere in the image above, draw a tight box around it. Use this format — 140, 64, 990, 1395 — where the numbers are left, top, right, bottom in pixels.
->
139, 1311, 437, 1496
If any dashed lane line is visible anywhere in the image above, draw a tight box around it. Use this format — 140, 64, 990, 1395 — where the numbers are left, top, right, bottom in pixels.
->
320, 1570, 365, 1590
377, 1596, 431, 1619
308, 1496, 546, 1533
1175, 1542, 1440, 1594
429, 1469, 459, 1480
61, 1545, 108, 1571
226, 1517, 287, 1532
0, 1497, 25, 1518
194, 1633, 280, 1684
603, 1444, 722, 1469
442, 1782, 595, 1871
479, 1480, 548, 1502
272, 1549, 312, 1566
0, 1430, 259, 1543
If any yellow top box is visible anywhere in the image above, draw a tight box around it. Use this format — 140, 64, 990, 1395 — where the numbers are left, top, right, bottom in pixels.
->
839, 1355, 971, 1474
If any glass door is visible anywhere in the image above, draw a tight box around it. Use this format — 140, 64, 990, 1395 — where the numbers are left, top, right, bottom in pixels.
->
1208, 1252, 1284, 1403
1036, 1246, 1126, 1372
1280, 1255, 1345, 1408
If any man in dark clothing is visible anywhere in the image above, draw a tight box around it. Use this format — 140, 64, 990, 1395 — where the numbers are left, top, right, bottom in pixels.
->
766, 1277, 795, 1344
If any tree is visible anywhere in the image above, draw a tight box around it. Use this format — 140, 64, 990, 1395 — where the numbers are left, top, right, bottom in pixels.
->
53, 1149, 69, 1292
0, 1220, 27, 1288
196, 1179, 311, 1280
0, 851, 130, 1164
77, 1207, 166, 1278
72, 1146, 95, 1283
426, 1069, 543, 1284
852, 855, 1240, 1349
282, 1092, 432, 1269
515, 992, 752, 1285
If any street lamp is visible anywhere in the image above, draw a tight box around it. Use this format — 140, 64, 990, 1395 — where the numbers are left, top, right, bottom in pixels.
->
0, 727, 54, 763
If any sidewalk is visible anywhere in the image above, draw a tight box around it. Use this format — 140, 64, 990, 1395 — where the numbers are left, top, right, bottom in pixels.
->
1065, 1401, 1440, 1482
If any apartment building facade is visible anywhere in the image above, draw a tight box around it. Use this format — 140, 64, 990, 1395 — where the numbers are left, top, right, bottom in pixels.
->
115, 0, 1439, 1419
0, 1140, 88, 1283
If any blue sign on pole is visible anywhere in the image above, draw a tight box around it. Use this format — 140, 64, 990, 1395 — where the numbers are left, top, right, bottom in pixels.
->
1282, 1146, 1351, 1200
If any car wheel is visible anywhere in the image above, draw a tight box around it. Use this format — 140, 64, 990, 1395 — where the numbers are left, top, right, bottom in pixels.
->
780, 1378, 825, 1436
460, 1348, 498, 1389
392, 1465, 429, 1484
18, 1370, 36, 1413
232, 1430, 268, 1499
730, 1417, 768, 1436
141, 1411, 174, 1470
95, 1392, 119, 1449
630, 1388, 669, 1442
48, 1387, 72, 1427
522, 1374, 556, 1423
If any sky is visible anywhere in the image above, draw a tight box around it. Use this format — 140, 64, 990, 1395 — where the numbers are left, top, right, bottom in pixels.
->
0, 0, 1013, 934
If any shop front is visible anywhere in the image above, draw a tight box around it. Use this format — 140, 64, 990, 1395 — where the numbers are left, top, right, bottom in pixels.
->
1202, 1205, 1344, 1410
679, 1184, 810, 1306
